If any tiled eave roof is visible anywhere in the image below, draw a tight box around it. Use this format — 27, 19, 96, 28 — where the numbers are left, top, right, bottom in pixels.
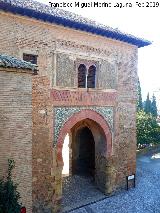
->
0, 54, 38, 73
0, 0, 151, 48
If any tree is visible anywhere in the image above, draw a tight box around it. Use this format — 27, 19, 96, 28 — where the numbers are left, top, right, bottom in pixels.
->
137, 79, 143, 111
0, 159, 22, 213
151, 94, 158, 118
136, 111, 160, 146
144, 93, 152, 114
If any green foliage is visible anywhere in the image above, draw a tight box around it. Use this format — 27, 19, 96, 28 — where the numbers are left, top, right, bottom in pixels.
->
136, 110, 160, 146
144, 93, 152, 114
0, 159, 22, 213
137, 79, 143, 111
143, 93, 158, 118
136, 80, 159, 146
151, 94, 158, 118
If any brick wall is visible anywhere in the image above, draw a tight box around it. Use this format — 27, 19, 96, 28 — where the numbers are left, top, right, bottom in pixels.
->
32, 76, 56, 212
0, 68, 33, 212
114, 49, 138, 190
51, 88, 117, 106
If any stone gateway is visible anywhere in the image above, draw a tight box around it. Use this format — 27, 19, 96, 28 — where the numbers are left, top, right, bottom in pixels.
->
0, 0, 151, 212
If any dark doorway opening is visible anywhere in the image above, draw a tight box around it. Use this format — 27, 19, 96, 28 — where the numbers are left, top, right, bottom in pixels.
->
73, 127, 95, 176
62, 119, 108, 212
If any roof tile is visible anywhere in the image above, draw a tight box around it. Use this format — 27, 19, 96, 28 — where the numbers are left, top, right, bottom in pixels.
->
0, 0, 151, 47
0, 54, 38, 72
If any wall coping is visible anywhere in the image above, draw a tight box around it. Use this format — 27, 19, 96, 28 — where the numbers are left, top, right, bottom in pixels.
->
0, 67, 36, 75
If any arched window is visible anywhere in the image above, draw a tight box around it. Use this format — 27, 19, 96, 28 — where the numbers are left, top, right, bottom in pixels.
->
78, 64, 87, 88
87, 65, 96, 88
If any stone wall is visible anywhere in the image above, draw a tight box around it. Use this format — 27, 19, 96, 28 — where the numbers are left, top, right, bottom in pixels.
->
137, 144, 160, 157
0, 67, 33, 212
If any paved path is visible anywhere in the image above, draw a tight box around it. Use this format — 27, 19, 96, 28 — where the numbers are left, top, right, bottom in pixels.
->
68, 151, 160, 213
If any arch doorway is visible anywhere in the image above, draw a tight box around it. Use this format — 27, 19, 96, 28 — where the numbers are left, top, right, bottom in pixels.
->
73, 127, 95, 176
61, 116, 111, 186
61, 117, 109, 211
58, 110, 112, 211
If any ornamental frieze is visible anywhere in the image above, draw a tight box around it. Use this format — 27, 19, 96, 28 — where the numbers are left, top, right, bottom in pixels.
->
56, 39, 112, 58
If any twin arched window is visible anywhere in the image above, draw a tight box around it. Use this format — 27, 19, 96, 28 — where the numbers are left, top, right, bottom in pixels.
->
78, 64, 96, 88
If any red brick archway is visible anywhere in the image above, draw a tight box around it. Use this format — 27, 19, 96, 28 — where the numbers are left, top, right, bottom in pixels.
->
56, 109, 112, 165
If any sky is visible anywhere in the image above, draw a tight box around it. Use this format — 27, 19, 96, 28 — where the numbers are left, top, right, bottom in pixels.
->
36, 0, 160, 108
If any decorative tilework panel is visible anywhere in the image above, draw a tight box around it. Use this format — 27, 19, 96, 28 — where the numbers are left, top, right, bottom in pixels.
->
53, 106, 113, 144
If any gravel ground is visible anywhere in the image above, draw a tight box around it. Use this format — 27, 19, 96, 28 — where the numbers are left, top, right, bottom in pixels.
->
62, 151, 160, 213
62, 175, 106, 212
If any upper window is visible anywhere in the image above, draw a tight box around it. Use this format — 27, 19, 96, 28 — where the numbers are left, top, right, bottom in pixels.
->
87, 65, 96, 88
23, 53, 37, 65
78, 63, 96, 88
78, 64, 87, 88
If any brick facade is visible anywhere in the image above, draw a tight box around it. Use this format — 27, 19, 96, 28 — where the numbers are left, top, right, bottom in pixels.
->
0, 6, 140, 212
0, 67, 33, 212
